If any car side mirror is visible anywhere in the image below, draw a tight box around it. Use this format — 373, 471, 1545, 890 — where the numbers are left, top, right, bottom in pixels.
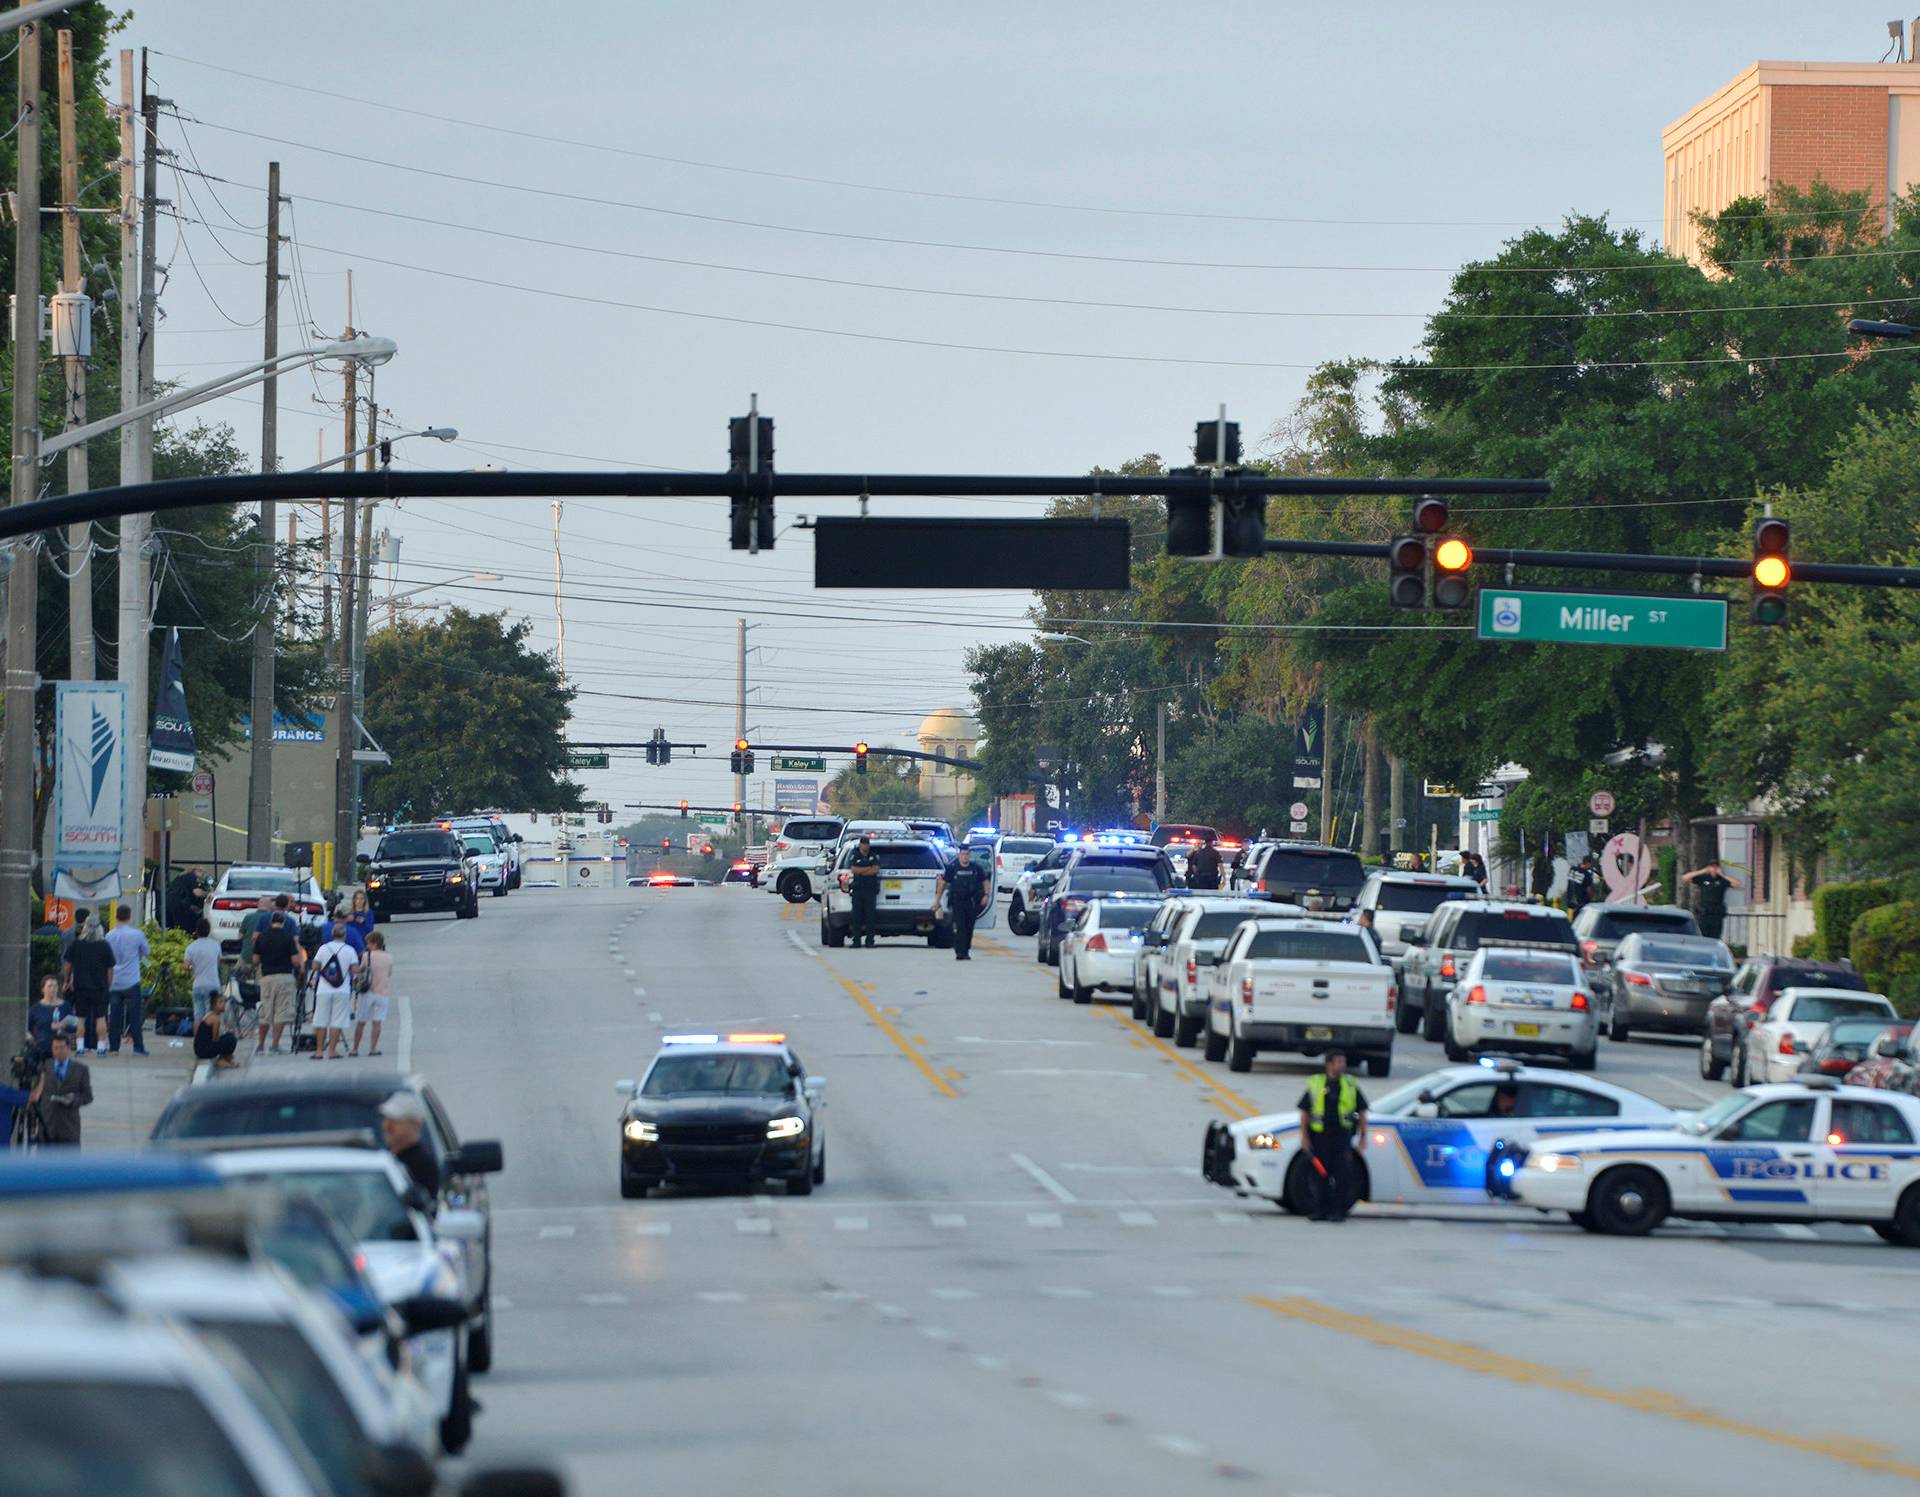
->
437, 1208, 486, 1243
615, 1079, 638, 1096
449, 1139, 503, 1175
1412, 1102, 1440, 1119
365, 1439, 437, 1497
804, 1076, 826, 1104
393, 1295, 468, 1336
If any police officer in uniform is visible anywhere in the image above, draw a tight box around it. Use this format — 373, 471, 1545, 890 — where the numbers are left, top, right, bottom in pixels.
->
1297, 1050, 1368, 1222
847, 834, 882, 948
936, 845, 991, 961
1185, 834, 1223, 891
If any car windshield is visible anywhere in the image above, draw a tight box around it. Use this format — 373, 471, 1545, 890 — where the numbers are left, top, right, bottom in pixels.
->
644, 1053, 792, 1097
1592, 910, 1696, 939
1482, 953, 1580, 984
461, 836, 495, 856
375, 832, 457, 860
1000, 838, 1053, 856
780, 821, 841, 842
1790, 995, 1891, 1025
1150, 824, 1216, 847
1823, 1019, 1893, 1052
1093, 904, 1158, 930
1686, 1094, 1751, 1135
841, 845, 942, 871
1242, 930, 1375, 963
1374, 882, 1471, 914
199, 1318, 369, 1497
1456, 911, 1577, 948
1259, 851, 1366, 890
152, 1093, 382, 1140
1190, 910, 1263, 939
222, 870, 299, 894
4, 1382, 263, 1497
1634, 937, 1730, 967
245, 1168, 417, 1243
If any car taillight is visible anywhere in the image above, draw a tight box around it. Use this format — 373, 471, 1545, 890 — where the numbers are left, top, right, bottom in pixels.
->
1186, 959, 1197, 985
1778, 1034, 1795, 1055
1256, 880, 1267, 893
211, 898, 250, 911
1386, 985, 1397, 1012
1087, 933, 1108, 952
1821, 1059, 1852, 1073
1624, 972, 1651, 987
1440, 956, 1456, 979
1465, 985, 1486, 1005
1241, 977, 1253, 1005
995, 855, 1004, 867
1570, 992, 1588, 1010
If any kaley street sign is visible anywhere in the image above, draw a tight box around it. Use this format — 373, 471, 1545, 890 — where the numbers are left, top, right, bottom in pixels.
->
1478, 588, 1727, 652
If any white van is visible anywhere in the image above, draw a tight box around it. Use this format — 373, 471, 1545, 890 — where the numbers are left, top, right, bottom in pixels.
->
763, 816, 848, 903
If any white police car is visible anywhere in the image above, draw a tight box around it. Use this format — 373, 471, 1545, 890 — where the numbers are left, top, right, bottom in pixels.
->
1514, 1078, 1920, 1242
1202, 1058, 1674, 1214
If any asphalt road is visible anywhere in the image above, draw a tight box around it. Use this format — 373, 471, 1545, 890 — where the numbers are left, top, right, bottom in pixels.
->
410, 886, 1920, 1495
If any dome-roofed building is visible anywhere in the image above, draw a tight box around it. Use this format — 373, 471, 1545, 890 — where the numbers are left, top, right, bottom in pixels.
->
916, 708, 981, 821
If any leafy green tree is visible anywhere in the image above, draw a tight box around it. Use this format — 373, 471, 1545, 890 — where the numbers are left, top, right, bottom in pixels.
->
822, 756, 934, 820
361, 609, 580, 818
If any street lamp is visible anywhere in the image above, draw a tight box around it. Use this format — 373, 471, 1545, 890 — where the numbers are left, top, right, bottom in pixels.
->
380, 571, 503, 629
299, 425, 458, 474
1036, 631, 1094, 645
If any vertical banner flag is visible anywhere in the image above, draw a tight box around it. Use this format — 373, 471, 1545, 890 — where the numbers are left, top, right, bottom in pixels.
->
1292, 704, 1325, 790
53, 681, 129, 900
148, 625, 197, 772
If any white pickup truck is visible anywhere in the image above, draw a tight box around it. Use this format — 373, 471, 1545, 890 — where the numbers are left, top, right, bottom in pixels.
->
1202, 917, 1396, 1078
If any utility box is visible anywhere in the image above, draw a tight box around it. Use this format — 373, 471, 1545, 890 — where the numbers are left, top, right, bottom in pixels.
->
50, 292, 92, 358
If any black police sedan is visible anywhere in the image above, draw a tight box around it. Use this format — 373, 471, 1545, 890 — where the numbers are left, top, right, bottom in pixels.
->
615, 1034, 826, 1199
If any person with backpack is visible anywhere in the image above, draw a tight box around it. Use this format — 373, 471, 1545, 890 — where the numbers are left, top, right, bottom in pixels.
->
310, 921, 361, 1061
350, 930, 393, 1058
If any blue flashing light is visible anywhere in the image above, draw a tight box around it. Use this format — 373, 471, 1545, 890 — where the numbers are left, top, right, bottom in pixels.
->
661, 1033, 720, 1046
1497, 1158, 1517, 1179
969, 825, 998, 837
1477, 1056, 1499, 1069
1061, 832, 1081, 843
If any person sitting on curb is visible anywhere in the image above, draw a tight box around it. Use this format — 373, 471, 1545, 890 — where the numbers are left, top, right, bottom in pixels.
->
193, 989, 241, 1073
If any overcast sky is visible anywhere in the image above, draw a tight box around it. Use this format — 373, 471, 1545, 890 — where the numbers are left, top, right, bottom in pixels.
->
136, 1, 1893, 813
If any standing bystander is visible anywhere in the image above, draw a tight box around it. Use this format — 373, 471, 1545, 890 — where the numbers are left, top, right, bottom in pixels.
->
182, 919, 224, 1028
351, 931, 393, 1057
104, 905, 151, 1057
253, 899, 306, 1055
309, 923, 360, 1061
30, 1027, 92, 1145
64, 919, 113, 1056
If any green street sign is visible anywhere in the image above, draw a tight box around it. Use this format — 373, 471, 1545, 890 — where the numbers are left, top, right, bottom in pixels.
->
696, 813, 728, 827
566, 751, 610, 770
1467, 807, 1502, 823
1477, 588, 1727, 652
771, 754, 826, 772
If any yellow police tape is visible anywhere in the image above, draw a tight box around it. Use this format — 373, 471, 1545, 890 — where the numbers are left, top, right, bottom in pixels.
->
1250, 1296, 1917, 1480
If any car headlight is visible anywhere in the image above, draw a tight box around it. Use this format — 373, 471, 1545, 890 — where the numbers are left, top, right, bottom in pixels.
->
1531, 1153, 1583, 1174
367, 878, 384, 890
1246, 1131, 1284, 1151
623, 1119, 659, 1143
448, 873, 465, 884
766, 1116, 806, 1140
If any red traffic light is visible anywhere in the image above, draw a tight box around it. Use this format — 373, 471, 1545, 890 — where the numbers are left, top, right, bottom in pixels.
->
701, 843, 714, 856
734, 738, 750, 753
732, 801, 744, 814
1413, 497, 1450, 534
659, 838, 670, 851
854, 741, 868, 755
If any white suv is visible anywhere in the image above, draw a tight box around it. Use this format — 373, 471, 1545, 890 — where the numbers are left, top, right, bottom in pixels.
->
762, 816, 847, 903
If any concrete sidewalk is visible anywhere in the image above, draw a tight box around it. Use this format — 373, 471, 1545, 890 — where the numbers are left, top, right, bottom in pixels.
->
73, 995, 414, 1148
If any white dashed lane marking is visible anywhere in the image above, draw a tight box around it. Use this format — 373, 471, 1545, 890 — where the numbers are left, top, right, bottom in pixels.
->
930, 1213, 967, 1229
1027, 1212, 1064, 1229
1117, 1210, 1157, 1227
696, 1291, 746, 1304
736, 1218, 774, 1235
634, 1222, 671, 1237
537, 1225, 575, 1240
579, 1292, 629, 1307
833, 1216, 870, 1232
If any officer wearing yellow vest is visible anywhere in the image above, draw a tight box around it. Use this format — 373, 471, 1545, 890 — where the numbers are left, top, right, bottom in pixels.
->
1297, 1050, 1368, 1222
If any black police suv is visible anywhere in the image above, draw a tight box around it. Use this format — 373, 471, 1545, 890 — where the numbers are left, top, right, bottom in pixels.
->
616, 1035, 826, 1199
366, 822, 480, 922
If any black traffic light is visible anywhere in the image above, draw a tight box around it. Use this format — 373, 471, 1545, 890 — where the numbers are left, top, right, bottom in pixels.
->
657, 739, 670, 765
1752, 517, 1790, 625
854, 741, 869, 775
1412, 496, 1450, 534
1431, 537, 1474, 610
729, 738, 755, 775
1163, 468, 1213, 557
1193, 420, 1241, 467
732, 801, 744, 815
1388, 536, 1427, 609
644, 741, 658, 766
678, 800, 689, 818
701, 843, 714, 857
1219, 494, 1265, 557
660, 838, 671, 853
729, 413, 775, 551
597, 804, 612, 824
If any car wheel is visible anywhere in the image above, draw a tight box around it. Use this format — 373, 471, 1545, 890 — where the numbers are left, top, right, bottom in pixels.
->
620, 1169, 648, 1200
1873, 1223, 1901, 1245
1280, 1154, 1313, 1215
1203, 1024, 1228, 1064
1043, 939, 1059, 967
1008, 898, 1028, 936
1072, 979, 1093, 1006
778, 871, 811, 904
1569, 1046, 1597, 1072
1890, 1185, 1920, 1247
1130, 984, 1147, 1023
1588, 1166, 1669, 1237
1609, 1006, 1630, 1043
1420, 994, 1446, 1042
822, 917, 843, 949
1731, 1041, 1749, 1088
1699, 1039, 1727, 1082
439, 1333, 473, 1454
788, 1166, 814, 1196
1057, 971, 1072, 1000
467, 1293, 494, 1374
490, 886, 507, 897
1365, 1053, 1391, 1079
1153, 995, 1175, 1039
1569, 1210, 1597, 1232
1395, 992, 1419, 1035
1174, 1013, 1201, 1047
1443, 1019, 1468, 1063
1227, 1032, 1255, 1073
813, 1142, 826, 1186
372, 908, 387, 925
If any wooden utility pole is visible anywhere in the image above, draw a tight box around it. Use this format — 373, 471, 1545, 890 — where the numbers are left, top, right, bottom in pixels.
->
333, 302, 358, 885
245, 162, 283, 860
1, 7, 44, 1062
55, 28, 91, 679
1318, 692, 1333, 841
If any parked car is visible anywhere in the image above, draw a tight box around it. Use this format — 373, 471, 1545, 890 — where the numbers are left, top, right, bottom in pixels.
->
1036, 853, 1173, 964
1742, 987, 1899, 1086
762, 816, 846, 903
1443, 946, 1599, 1068
1701, 955, 1867, 1083
1007, 841, 1078, 936
819, 835, 950, 947
206, 864, 326, 954
990, 834, 1056, 895
1602, 931, 1734, 1042
1401, 901, 1581, 1041
1570, 903, 1701, 1009
1352, 871, 1480, 972
1202, 917, 1395, 1076
1802, 1018, 1914, 1079
1240, 842, 1367, 915
1146, 896, 1283, 1046
1057, 897, 1164, 1005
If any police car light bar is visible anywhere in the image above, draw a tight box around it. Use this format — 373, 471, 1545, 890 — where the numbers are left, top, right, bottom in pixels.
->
661, 1034, 721, 1045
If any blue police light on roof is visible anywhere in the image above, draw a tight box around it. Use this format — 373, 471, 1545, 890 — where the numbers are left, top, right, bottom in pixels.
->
1498, 1157, 1517, 1178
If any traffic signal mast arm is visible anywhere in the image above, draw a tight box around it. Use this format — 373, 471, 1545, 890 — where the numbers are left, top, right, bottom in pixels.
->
571, 741, 984, 771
